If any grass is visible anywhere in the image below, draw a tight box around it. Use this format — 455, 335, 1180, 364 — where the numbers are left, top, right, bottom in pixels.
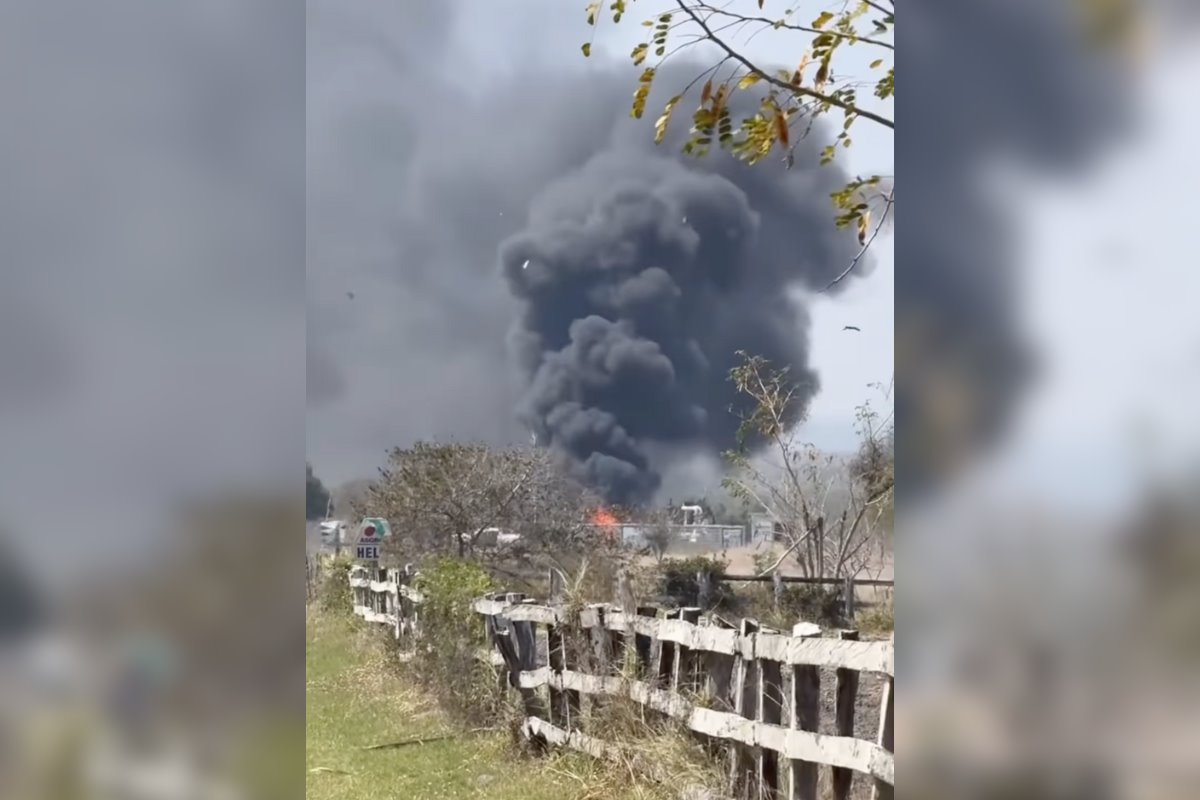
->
307, 607, 595, 800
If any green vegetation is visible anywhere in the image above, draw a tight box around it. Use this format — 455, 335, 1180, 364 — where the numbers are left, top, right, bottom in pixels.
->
855, 594, 894, 636
317, 556, 355, 616
306, 608, 579, 800
655, 554, 729, 608
408, 559, 506, 726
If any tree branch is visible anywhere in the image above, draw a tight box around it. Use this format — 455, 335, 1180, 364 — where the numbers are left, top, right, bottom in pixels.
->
702, 7, 894, 50
822, 188, 894, 292
673, 0, 894, 129
753, 525, 815, 577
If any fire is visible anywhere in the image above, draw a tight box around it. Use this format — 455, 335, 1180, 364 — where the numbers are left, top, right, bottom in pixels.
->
590, 508, 619, 528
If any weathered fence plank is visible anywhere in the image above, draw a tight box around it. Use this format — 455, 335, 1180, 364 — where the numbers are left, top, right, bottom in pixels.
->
730, 618, 760, 798
350, 569, 895, 797
674, 607, 703, 694
871, 671, 894, 800
832, 630, 861, 800
759, 652, 784, 798
789, 623, 822, 800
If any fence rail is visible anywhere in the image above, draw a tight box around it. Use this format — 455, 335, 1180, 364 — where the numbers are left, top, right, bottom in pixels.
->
345, 563, 894, 800
719, 575, 894, 587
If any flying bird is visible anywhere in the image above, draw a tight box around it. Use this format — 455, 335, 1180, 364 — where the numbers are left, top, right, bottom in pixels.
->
346, 291, 355, 300
843, 325, 861, 332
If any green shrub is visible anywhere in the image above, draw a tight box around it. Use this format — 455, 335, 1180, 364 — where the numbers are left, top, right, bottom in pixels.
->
409, 558, 503, 725
857, 596, 894, 635
776, 584, 845, 627
655, 555, 731, 609
735, 581, 846, 629
318, 556, 354, 616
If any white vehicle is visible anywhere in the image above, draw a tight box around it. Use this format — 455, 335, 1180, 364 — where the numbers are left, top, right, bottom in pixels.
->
318, 519, 348, 545
460, 527, 521, 546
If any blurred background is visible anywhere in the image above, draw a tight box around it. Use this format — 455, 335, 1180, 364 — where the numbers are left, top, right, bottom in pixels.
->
0, 1, 1197, 799
901, 1, 1200, 798
0, 2, 303, 798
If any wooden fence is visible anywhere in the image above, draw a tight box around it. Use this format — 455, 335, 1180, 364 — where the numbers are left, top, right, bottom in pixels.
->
347, 564, 894, 800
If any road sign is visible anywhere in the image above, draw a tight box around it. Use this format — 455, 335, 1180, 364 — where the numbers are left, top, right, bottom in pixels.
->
355, 517, 389, 563
359, 517, 391, 539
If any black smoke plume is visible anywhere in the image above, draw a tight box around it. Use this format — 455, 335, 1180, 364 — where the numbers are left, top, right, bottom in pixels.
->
500, 128, 860, 503
305, 1, 864, 500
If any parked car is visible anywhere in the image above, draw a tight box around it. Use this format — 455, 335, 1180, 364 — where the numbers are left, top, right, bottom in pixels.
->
318, 519, 348, 545
459, 527, 520, 547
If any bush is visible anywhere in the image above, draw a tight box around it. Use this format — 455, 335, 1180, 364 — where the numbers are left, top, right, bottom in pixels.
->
735, 580, 846, 629
776, 584, 845, 627
408, 558, 504, 725
857, 595, 894, 635
317, 556, 354, 616
655, 556, 731, 609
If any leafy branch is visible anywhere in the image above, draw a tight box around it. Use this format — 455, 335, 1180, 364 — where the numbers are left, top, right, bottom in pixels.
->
584, 1, 894, 284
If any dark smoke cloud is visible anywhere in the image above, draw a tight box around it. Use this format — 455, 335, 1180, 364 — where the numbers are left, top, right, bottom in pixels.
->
306, 1, 863, 500
501, 147, 857, 502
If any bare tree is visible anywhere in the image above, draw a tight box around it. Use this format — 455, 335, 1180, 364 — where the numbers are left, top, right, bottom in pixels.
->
355, 440, 606, 576
722, 352, 893, 579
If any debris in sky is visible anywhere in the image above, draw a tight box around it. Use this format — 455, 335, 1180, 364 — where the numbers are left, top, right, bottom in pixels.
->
521, 259, 530, 270
346, 291, 355, 300
843, 325, 861, 332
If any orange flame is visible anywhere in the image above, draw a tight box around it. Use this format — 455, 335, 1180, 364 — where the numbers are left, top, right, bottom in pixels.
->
590, 508, 619, 528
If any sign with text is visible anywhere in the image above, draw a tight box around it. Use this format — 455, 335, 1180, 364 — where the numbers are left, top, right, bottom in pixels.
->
354, 517, 389, 563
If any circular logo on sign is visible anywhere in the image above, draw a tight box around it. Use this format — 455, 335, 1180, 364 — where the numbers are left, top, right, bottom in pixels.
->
362, 525, 376, 539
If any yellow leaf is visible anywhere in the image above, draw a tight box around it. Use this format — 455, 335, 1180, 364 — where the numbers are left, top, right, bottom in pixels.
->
701, 79, 713, 104
815, 61, 830, 88
631, 43, 648, 65
857, 211, 870, 244
737, 72, 762, 90
869, 59, 883, 69
812, 11, 835, 29
582, 42, 592, 57
586, 2, 600, 25
775, 109, 790, 148
654, 95, 683, 144
713, 83, 729, 110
